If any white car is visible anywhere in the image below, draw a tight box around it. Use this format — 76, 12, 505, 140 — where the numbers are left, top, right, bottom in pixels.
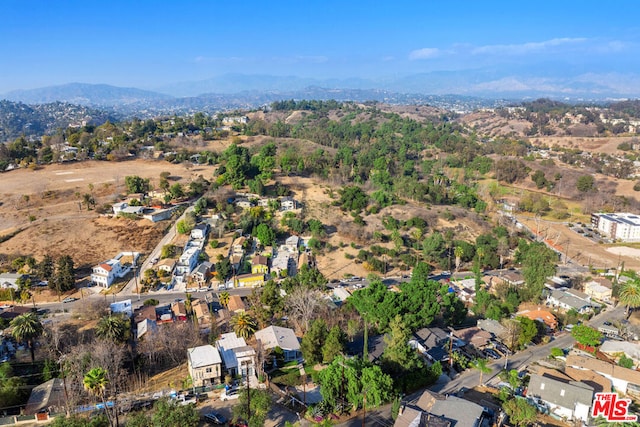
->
220, 388, 239, 401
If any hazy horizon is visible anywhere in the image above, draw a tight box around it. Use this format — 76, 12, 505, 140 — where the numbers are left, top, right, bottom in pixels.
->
2, 0, 639, 97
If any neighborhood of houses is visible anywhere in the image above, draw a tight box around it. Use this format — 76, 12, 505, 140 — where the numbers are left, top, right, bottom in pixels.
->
84, 193, 304, 293
7, 184, 640, 425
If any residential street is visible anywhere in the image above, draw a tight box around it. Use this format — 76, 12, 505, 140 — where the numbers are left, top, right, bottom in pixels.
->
436, 303, 624, 395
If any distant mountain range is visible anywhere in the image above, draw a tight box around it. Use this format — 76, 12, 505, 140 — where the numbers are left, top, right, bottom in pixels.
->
2, 70, 639, 116
1, 69, 639, 141
0, 82, 507, 118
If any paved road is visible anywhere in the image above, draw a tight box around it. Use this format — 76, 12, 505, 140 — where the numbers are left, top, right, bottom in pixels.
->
121, 205, 192, 296
196, 392, 301, 427
435, 303, 625, 395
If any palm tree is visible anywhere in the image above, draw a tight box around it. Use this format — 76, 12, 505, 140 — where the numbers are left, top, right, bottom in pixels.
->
10, 312, 43, 362
95, 315, 129, 344
470, 358, 492, 387
83, 367, 112, 426
184, 292, 193, 315
475, 246, 486, 268
230, 312, 257, 339
497, 237, 509, 269
454, 246, 464, 272
619, 280, 640, 316
219, 291, 230, 308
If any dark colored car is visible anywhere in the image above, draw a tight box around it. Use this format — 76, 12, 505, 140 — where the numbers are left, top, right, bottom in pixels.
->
204, 412, 227, 425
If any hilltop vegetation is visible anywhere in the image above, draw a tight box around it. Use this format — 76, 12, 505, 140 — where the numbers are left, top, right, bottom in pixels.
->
0, 100, 117, 142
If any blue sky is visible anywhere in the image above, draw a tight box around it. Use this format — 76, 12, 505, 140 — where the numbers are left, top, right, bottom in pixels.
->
1, 0, 639, 94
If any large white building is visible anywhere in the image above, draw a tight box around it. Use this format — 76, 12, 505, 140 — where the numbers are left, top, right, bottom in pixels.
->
591, 213, 640, 242
91, 252, 139, 287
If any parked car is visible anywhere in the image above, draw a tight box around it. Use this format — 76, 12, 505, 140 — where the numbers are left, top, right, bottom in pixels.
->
220, 388, 239, 401
203, 412, 227, 425
62, 297, 77, 303
484, 349, 501, 360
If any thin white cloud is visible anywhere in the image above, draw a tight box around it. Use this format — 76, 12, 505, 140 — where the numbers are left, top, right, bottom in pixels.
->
294, 55, 328, 63
472, 37, 587, 55
409, 47, 440, 60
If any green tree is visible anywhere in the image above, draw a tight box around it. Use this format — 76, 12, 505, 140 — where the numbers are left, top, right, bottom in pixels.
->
322, 326, 346, 363
338, 185, 368, 212
38, 254, 55, 282
576, 175, 596, 193
454, 246, 464, 272
150, 398, 199, 427
440, 285, 468, 326
382, 315, 421, 373
219, 291, 230, 308
318, 356, 392, 411
550, 347, 564, 358
215, 258, 232, 281
230, 312, 257, 339
83, 367, 112, 427
82, 193, 96, 210
301, 319, 327, 365
470, 358, 492, 387
516, 316, 539, 348
619, 279, 640, 315
160, 244, 177, 259
124, 175, 150, 194
571, 324, 603, 348
53, 255, 76, 293
95, 315, 130, 344
360, 364, 393, 407
233, 389, 272, 427
503, 398, 538, 427
169, 183, 185, 199
254, 223, 276, 246
517, 241, 557, 301
0, 362, 25, 408
10, 312, 43, 362
50, 414, 109, 427
619, 354, 635, 369
531, 170, 548, 189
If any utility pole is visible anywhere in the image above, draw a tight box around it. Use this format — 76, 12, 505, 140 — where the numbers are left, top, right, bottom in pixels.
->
133, 262, 140, 300
243, 360, 251, 422
363, 318, 368, 360
448, 331, 454, 371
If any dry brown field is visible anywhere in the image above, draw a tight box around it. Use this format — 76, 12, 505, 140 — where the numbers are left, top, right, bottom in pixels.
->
0, 159, 216, 270
530, 135, 638, 155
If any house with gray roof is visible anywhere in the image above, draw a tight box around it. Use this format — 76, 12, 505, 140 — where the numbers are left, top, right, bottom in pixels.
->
187, 345, 222, 387
216, 332, 256, 378
0, 273, 27, 290
394, 406, 451, 427
477, 318, 508, 341
415, 390, 485, 427
600, 340, 640, 368
527, 373, 594, 423
546, 289, 594, 314
254, 326, 301, 362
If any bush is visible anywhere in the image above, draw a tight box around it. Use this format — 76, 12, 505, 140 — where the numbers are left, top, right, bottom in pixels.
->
271, 369, 302, 386
143, 298, 159, 306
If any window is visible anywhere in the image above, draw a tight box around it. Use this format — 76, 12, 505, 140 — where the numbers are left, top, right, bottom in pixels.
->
206, 367, 212, 373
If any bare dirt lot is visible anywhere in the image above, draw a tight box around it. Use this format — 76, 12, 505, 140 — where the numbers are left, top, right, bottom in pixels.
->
530, 136, 638, 155
0, 160, 216, 270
